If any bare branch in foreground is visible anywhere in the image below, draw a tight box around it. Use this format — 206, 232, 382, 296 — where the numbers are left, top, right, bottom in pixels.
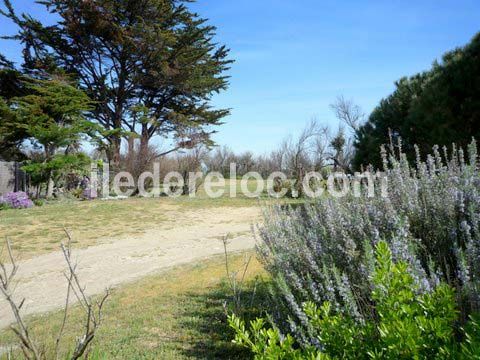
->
61, 229, 110, 360
222, 234, 253, 314
0, 231, 110, 360
0, 238, 40, 360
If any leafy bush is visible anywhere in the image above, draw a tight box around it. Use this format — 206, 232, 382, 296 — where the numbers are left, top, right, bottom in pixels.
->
230, 242, 480, 359
257, 140, 480, 345
33, 198, 45, 207
22, 153, 92, 188
69, 188, 84, 199
0, 202, 12, 210
0, 191, 34, 209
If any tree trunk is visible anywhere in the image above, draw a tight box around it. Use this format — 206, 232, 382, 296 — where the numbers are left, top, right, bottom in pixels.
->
110, 108, 123, 170
127, 136, 135, 156
45, 145, 55, 198
140, 124, 150, 158
46, 173, 54, 198
111, 136, 121, 170
127, 135, 136, 172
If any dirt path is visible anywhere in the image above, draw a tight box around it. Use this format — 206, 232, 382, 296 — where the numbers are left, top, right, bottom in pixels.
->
0, 206, 261, 329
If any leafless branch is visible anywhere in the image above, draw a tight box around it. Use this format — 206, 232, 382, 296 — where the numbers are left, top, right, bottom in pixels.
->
0, 231, 110, 360
60, 229, 110, 360
330, 95, 365, 133
222, 235, 253, 314
0, 239, 40, 359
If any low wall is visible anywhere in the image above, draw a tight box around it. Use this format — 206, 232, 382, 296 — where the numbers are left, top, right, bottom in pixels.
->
0, 161, 26, 195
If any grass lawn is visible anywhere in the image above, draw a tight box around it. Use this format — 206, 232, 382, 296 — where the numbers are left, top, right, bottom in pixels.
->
0, 179, 301, 259
0, 179, 290, 359
0, 252, 268, 359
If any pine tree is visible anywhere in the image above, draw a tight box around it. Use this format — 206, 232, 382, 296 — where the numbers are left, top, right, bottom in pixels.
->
0, 69, 32, 160
353, 33, 480, 170
11, 78, 93, 197
1, 0, 232, 167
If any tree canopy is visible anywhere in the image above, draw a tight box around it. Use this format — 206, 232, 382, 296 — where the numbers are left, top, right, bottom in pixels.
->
0, 69, 35, 160
1, 0, 232, 166
353, 32, 480, 170
2, 77, 94, 196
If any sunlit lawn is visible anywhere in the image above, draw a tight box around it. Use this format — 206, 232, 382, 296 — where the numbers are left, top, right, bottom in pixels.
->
0, 252, 268, 359
0, 180, 284, 359
0, 180, 301, 258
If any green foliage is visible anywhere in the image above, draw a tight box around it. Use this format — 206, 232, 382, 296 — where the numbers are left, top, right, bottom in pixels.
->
1, 0, 233, 160
461, 315, 480, 358
0, 70, 96, 162
368, 242, 458, 359
354, 32, 480, 169
1, 77, 94, 192
22, 153, 91, 188
230, 242, 480, 360
12, 78, 93, 153
0, 70, 30, 160
229, 315, 325, 360
33, 199, 45, 207
0, 202, 12, 210
0, 96, 20, 159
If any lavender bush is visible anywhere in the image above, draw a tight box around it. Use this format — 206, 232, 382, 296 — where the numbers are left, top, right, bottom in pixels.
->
258, 140, 480, 344
0, 191, 34, 209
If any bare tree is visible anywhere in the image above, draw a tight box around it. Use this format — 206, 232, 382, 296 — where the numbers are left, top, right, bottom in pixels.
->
0, 231, 109, 360
122, 142, 161, 184
280, 120, 329, 194
204, 146, 236, 177
175, 145, 208, 195
235, 151, 255, 176
328, 127, 354, 172
328, 96, 366, 172
221, 235, 253, 314
268, 149, 284, 174
0, 240, 40, 359
330, 95, 365, 133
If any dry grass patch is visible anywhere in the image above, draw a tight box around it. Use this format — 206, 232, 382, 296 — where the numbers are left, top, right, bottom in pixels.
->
0, 179, 301, 259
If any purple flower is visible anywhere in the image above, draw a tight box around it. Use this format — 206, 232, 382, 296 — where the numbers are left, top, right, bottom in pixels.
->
0, 192, 34, 209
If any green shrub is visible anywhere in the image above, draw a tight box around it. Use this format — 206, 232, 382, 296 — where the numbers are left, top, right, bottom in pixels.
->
70, 188, 84, 199
0, 202, 12, 210
230, 242, 480, 359
33, 199, 45, 207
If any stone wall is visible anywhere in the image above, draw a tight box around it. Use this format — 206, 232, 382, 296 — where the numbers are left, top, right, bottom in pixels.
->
0, 161, 15, 195
0, 161, 25, 195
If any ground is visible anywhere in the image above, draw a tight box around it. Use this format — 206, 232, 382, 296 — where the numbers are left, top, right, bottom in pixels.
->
0, 253, 269, 359
0, 181, 292, 358
0, 179, 273, 259
0, 203, 260, 328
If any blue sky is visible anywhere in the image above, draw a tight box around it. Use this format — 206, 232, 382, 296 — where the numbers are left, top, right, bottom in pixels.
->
2, 0, 480, 154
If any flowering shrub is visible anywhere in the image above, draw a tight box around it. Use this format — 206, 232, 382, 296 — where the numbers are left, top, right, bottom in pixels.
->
230, 242, 480, 359
257, 140, 480, 346
0, 191, 34, 209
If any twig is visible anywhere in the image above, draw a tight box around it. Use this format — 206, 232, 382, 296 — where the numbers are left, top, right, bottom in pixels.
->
221, 235, 253, 314
55, 229, 74, 359
0, 238, 40, 359
0, 231, 110, 360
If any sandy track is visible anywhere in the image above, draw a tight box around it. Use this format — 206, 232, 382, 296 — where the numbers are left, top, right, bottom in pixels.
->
0, 206, 261, 329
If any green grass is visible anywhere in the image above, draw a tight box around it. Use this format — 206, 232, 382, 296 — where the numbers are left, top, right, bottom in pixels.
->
0, 252, 269, 359
0, 179, 291, 358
